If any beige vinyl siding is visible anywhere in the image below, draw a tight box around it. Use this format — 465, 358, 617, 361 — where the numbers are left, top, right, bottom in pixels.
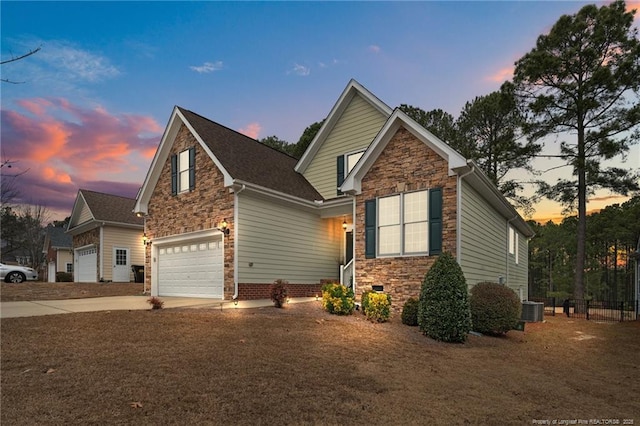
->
459, 180, 527, 297
102, 226, 144, 281
56, 250, 73, 272
237, 193, 341, 284
77, 203, 93, 224
304, 95, 387, 199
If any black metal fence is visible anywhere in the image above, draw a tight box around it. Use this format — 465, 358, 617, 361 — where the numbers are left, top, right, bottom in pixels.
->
529, 297, 639, 322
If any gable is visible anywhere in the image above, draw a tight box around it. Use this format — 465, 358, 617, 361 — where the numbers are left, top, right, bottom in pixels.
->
300, 89, 390, 200
341, 109, 467, 195
135, 107, 322, 215
68, 190, 143, 235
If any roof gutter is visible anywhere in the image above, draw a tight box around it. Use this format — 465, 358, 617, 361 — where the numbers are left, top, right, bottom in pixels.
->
456, 164, 475, 262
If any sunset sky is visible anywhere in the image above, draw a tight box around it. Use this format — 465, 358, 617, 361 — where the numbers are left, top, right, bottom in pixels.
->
2, 1, 638, 224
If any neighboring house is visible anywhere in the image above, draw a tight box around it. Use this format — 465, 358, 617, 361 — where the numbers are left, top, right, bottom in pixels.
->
134, 79, 534, 308
67, 189, 144, 283
42, 225, 73, 282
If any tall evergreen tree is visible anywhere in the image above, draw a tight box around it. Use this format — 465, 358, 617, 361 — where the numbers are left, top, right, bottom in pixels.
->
513, 0, 640, 299
457, 83, 541, 213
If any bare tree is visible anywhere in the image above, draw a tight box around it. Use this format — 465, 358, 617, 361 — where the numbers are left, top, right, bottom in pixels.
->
19, 204, 49, 270
1, 158, 29, 207
1, 46, 41, 84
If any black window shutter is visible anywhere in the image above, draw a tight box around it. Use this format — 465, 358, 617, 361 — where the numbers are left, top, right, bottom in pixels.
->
188, 147, 196, 191
170, 154, 178, 195
429, 188, 443, 255
365, 199, 376, 259
336, 155, 345, 195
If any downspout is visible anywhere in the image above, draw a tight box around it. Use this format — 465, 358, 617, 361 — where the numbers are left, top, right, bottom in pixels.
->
99, 224, 105, 282
233, 184, 246, 300
456, 165, 475, 262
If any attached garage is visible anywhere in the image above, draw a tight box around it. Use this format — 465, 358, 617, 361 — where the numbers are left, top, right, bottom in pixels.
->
76, 246, 97, 282
156, 236, 224, 298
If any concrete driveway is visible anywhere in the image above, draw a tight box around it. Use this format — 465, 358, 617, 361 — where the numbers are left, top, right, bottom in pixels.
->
0, 296, 313, 318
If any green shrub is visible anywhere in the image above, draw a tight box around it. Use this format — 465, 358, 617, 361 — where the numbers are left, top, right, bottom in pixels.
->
418, 252, 471, 343
401, 297, 419, 326
322, 283, 355, 315
360, 290, 372, 314
470, 282, 522, 335
56, 272, 73, 282
270, 279, 289, 308
364, 292, 391, 323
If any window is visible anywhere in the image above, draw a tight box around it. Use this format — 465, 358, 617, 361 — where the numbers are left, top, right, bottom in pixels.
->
115, 249, 127, 266
337, 150, 365, 195
366, 188, 442, 258
66, 263, 73, 273
508, 226, 519, 264
171, 147, 195, 195
378, 190, 429, 256
346, 151, 364, 173
179, 150, 190, 192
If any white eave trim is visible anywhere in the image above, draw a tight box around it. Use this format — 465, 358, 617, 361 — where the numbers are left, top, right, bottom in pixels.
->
341, 108, 467, 194
295, 79, 393, 174
134, 107, 234, 215
232, 179, 350, 213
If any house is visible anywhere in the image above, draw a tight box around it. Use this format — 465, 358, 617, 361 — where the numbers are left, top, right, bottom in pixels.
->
66, 189, 144, 282
134, 79, 534, 308
42, 225, 73, 282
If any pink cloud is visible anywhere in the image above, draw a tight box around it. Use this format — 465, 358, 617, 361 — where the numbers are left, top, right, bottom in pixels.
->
238, 122, 261, 139
486, 66, 514, 83
1, 98, 162, 220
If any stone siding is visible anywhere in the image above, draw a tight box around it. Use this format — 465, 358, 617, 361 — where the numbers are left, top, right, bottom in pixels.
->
355, 127, 458, 313
145, 124, 235, 297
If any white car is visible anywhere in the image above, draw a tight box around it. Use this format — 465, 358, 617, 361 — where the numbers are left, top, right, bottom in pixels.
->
0, 263, 39, 283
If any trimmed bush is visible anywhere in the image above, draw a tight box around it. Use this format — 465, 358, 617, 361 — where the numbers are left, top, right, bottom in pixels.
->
470, 282, 522, 335
270, 279, 289, 308
401, 297, 419, 326
418, 252, 471, 343
56, 272, 73, 282
360, 290, 372, 315
364, 292, 391, 323
322, 283, 355, 315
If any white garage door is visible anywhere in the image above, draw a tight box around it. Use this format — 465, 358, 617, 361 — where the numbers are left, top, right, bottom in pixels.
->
77, 247, 97, 282
157, 238, 223, 298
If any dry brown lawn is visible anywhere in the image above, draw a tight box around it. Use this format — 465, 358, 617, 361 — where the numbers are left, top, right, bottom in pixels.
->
1, 301, 639, 425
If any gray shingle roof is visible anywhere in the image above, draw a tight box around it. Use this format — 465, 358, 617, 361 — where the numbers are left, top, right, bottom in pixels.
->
46, 226, 72, 248
178, 107, 323, 202
81, 190, 144, 226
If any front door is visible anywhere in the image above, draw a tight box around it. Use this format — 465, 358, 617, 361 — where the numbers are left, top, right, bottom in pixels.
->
345, 231, 353, 264
113, 247, 130, 282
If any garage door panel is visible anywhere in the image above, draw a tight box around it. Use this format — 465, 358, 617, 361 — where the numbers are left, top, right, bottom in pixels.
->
77, 247, 97, 282
157, 238, 223, 298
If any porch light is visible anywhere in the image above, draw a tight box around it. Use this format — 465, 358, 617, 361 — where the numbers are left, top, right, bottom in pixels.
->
219, 218, 230, 236
342, 220, 347, 230
142, 233, 150, 246
233, 297, 239, 307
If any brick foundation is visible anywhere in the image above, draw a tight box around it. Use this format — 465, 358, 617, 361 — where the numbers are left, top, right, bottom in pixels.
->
238, 283, 323, 300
